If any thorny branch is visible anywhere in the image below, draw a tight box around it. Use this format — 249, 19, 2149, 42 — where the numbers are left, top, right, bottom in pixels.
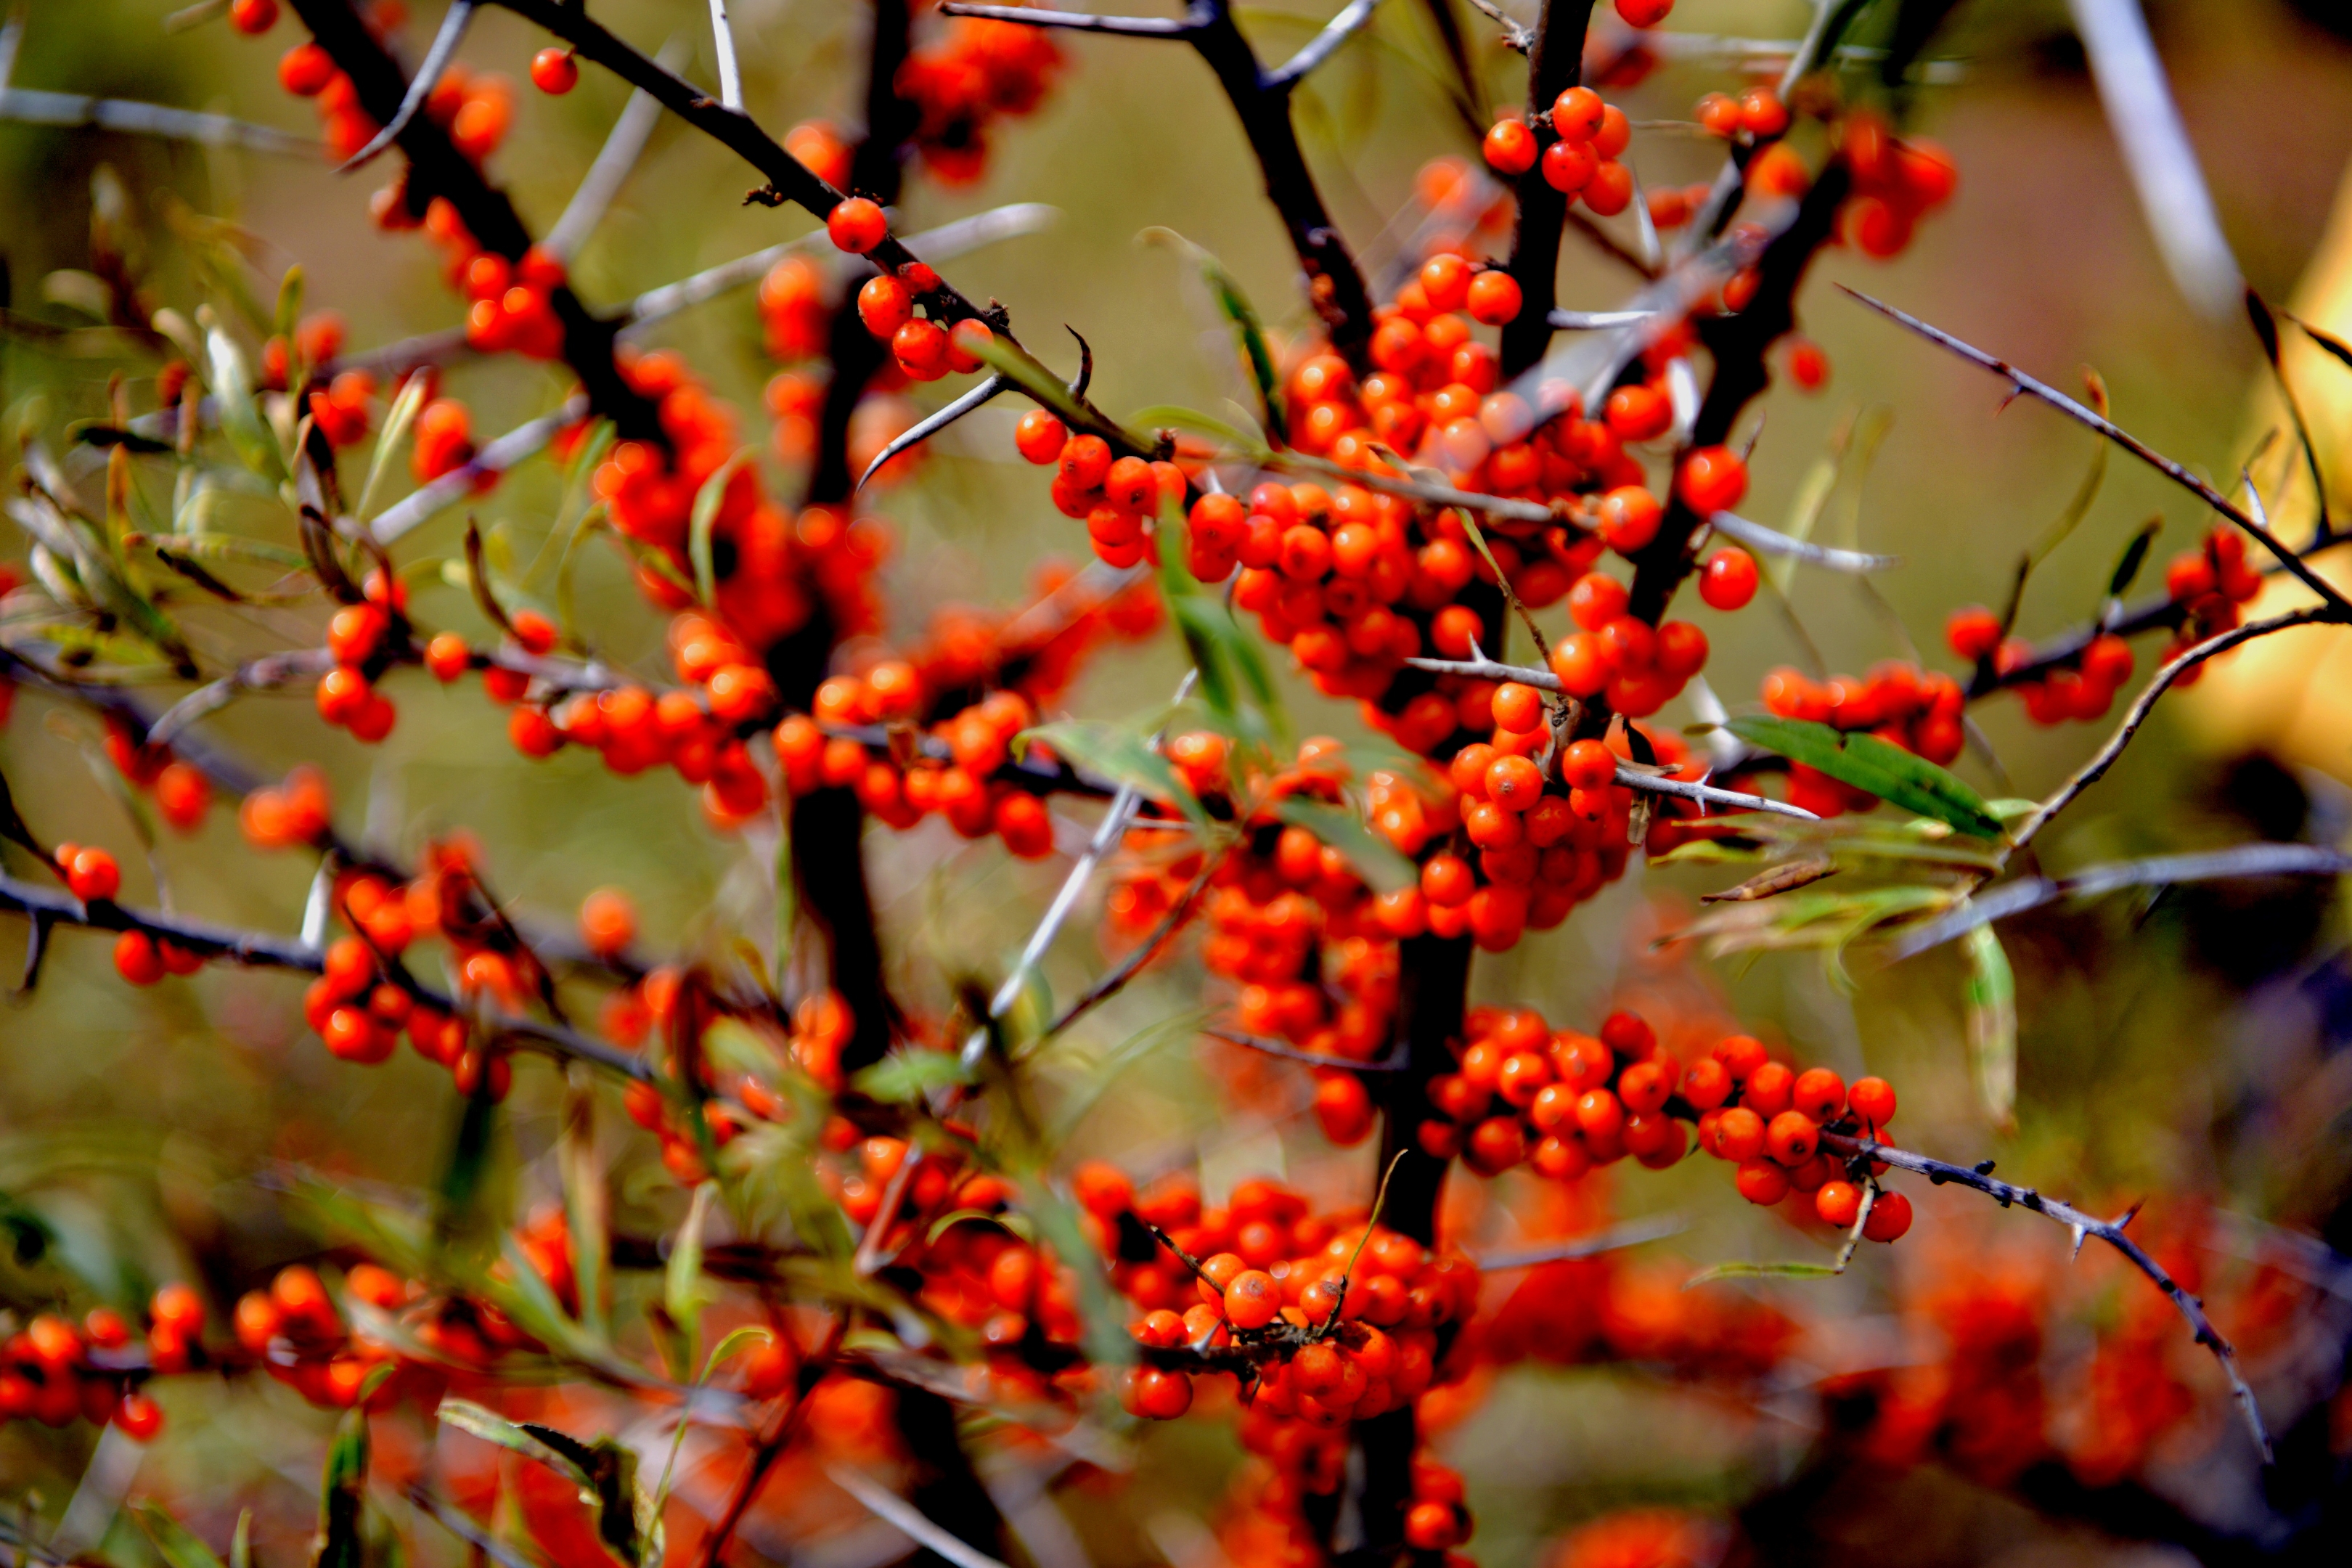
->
1495, 1, 1598, 378
1821, 1131, 2271, 1459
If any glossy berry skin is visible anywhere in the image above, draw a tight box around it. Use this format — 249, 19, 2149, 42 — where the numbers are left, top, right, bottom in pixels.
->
115, 930, 165, 987
531, 48, 579, 94
1482, 118, 1537, 176
1815, 1180, 1864, 1228
278, 44, 335, 96
1699, 547, 1758, 610
1945, 605, 2001, 661
1464, 271, 1522, 327
1676, 446, 1748, 514
1849, 1075, 1898, 1126
67, 847, 121, 903
1014, 409, 1067, 464
229, 0, 277, 34
1863, 1190, 1914, 1241
826, 197, 888, 255
1222, 1270, 1281, 1329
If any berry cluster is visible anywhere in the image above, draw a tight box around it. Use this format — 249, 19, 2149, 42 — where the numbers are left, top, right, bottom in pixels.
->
101, 714, 213, 831
897, 9, 1065, 186
0, 1287, 203, 1441
1755, 658, 1967, 813
1482, 84, 1639, 219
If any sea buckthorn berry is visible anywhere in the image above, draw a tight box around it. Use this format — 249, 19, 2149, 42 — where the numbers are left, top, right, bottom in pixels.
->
67, 846, 121, 902
1848, 1075, 1897, 1125
1713, 1106, 1765, 1161
1484, 754, 1543, 812
279, 44, 335, 96
1560, 739, 1615, 791
1696, 93, 1742, 138
1597, 484, 1662, 553
1715, 1033, 1768, 1079
1863, 1190, 1914, 1241
1464, 270, 1522, 327
1945, 605, 2001, 661
946, 318, 995, 372
1735, 1158, 1789, 1204
115, 1392, 164, 1442
1491, 681, 1545, 732
1222, 1269, 1282, 1329
1419, 253, 1471, 311
115, 929, 165, 986
893, 318, 950, 379
1738, 86, 1789, 137
1583, 160, 1633, 216
1542, 138, 1597, 195
857, 274, 913, 338
1765, 1110, 1819, 1166
1676, 445, 1747, 514
1699, 547, 1758, 611
1014, 409, 1067, 464
1815, 1180, 1863, 1228
230, 0, 277, 33
1743, 1059, 1794, 1117
327, 603, 385, 665
1551, 86, 1605, 141
1683, 1057, 1732, 1111
1787, 337, 1830, 389
826, 197, 888, 254
1482, 118, 1537, 176
1058, 434, 1112, 489
1604, 385, 1672, 442
1792, 1066, 1846, 1122
580, 888, 637, 957
531, 48, 579, 95
1130, 1367, 1193, 1419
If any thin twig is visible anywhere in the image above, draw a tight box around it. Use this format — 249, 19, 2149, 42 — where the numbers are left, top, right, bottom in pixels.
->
338, 0, 475, 172
0, 85, 317, 154
934, 4, 1199, 37
369, 398, 586, 544
1474, 1212, 1687, 1270
545, 52, 679, 260
828, 1466, 1013, 1568
1821, 1130, 2271, 1459
2010, 605, 2335, 852
1612, 761, 1819, 821
1548, 308, 1657, 330
1706, 510, 1900, 573
708, 0, 744, 110
1201, 1024, 1408, 1072
1045, 851, 1225, 1037
1842, 287, 2352, 617
1266, 0, 1388, 89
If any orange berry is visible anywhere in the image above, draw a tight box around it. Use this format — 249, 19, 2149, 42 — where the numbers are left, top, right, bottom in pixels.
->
1863, 1190, 1914, 1241
826, 197, 888, 254
530, 47, 579, 95
1222, 1270, 1281, 1329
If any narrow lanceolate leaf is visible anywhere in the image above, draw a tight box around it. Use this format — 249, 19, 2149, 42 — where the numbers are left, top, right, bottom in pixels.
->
688, 446, 754, 608
2285, 310, 2352, 372
1683, 1259, 1842, 1288
1018, 719, 1206, 833
1271, 796, 1416, 894
666, 1181, 718, 1374
130, 1503, 229, 1568
1964, 924, 2018, 1132
1699, 855, 1839, 903
204, 324, 286, 486
1728, 715, 2005, 838
314, 1405, 370, 1568
1156, 510, 1287, 745
2107, 516, 2161, 598
559, 1067, 609, 1337
1141, 227, 1283, 440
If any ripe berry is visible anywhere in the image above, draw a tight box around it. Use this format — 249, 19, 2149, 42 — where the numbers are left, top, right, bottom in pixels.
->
1738, 86, 1789, 137
857, 274, 913, 338
826, 197, 888, 255
1734, 1159, 1789, 1204
1490, 681, 1545, 732
1560, 738, 1615, 791
1615, 0, 1673, 24
1604, 385, 1672, 442
1222, 1270, 1281, 1330
1551, 86, 1605, 142
229, 0, 278, 34
1792, 1066, 1846, 1123
1464, 270, 1523, 326
1787, 337, 1830, 389
1945, 605, 2001, 661
1583, 160, 1633, 216
1130, 1367, 1193, 1419
580, 888, 637, 957
1765, 1110, 1819, 1166
1848, 1075, 1897, 1126
1482, 118, 1537, 176
1014, 409, 1067, 465
68, 847, 121, 903
115, 930, 165, 986
115, 1392, 164, 1442
1542, 138, 1597, 195
1815, 1180, 1863, 1228
1699, 547, 1759, 610
1597, 484, 1662, 553
1863, 1190, 1914, 1241
1713, 1106, 1765, 1162
531, 48, 579, 95
1676, 445, 1748, 514
279, 44, 335, 96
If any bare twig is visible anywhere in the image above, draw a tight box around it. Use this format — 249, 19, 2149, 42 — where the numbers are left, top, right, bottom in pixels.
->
544, 50, 680, 260
1403, 652, 1561, 690
1842, 287, 2352, 618
337, 0, 475, 173
0, 86, 316, 155
1822, 1130, 2271, 1458
708, 0, 745, 110
1046, 852, 1226, 1037
1266, 0, 1388, 89
1461, 0, 1532, 52
858, 375, 1012, 491
2010, 605, 2336, 852
1706, 510, 1900, 573
1548, 308, 1658, 330
1474, 1212, 1687, 1270
1201, 1024, 1408, 1072
1613, 761, 1820, 821
828, 1466, 1013, 1568
931, 4, 1198, 36
1884, 842, 2352, 961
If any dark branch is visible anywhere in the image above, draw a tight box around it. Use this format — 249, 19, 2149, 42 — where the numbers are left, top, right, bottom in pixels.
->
1495, 1, 1598, 377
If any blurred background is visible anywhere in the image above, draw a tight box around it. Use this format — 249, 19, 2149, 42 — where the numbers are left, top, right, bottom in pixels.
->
6, 1, 2352, 1564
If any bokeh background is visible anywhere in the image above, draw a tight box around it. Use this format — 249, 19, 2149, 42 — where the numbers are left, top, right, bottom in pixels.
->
6, 1, 2352, 1564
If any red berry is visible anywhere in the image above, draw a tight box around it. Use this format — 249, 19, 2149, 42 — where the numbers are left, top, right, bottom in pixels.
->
229, 0, 278, 35
1699, 547, 1758, 610
531, 48, 579, 95
1482, 118, 1537, 176
1464, 271, 1522, 327
278, 44, 335, 96
1014, 409, 1067, 465
1945, 605, 2001, 661
115, 1392, 163, 1442
68, 847, 121, 903
1848, 1076, 1896, 1126
1862, 1190, 1914, 1242
115, 930, 165, 987
826, 197, 888, 255
1676, 446, 1747, 514
1815, 1180, 1863, 1228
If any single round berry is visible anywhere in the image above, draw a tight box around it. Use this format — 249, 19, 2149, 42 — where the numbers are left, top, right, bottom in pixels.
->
1464, 271, 1523, 326
1863, 1190, 1914, 1242
1676, 445, 1748, 514
1699, 547, 1759, 611
1848, 1075, 1897, 1126
1482, 118, 1537, 176
1815, 1180, 1863, 1228
826, 197, 888, 255
229, 0, 278, 34
531, 48, 579, 95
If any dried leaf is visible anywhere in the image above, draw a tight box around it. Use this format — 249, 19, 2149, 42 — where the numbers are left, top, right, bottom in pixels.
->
1699, 855, 1839, 903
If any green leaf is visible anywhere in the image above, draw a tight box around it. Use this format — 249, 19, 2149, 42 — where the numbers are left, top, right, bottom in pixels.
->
1141, 228, 1283, 439
131, 1502, 229, 1568
231, 1511, 253, 1568
273, 265, 305, 353
1964, 925, 2017, 1132
1124, 404, 1249, 446
1018, 719, 1209, 834
205, 324, 285, 486
964, 332, 1155, 457
854, 1050, 979, 1104
1271, 796, 1415, 894
316, 1405, 370, 1568
559, 1068, 609, 1338
437, 1397, 597, 1485
1683, 1260, 1843, 1289
433, 1079, 502, 1246
665, 1181, 718, 1374
1727, 715, 2005, 838
356, 372, 430, 523
687, 447, 754, 608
